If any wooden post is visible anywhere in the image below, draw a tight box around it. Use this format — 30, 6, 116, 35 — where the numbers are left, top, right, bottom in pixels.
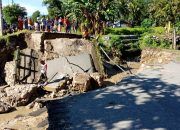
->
173, 28, 176, 50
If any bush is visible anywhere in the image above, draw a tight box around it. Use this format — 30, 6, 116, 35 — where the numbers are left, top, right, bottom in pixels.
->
139, 32, 171, 49
105, 27, 147, 35
176, 22, 180, 34
141, 18, 153, 28
147, 27, 166, 34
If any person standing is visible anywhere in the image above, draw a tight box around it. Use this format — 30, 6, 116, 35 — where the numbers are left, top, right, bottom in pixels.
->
34, 18, 40, 31
72, 18, 78, 33
28, 17, 33, 30
64, 16, 70, 33
53, 16, 58, 32
41, 16, 46, 32
38, 60, 48, 84
18, 16, 23, 31
46, 17, 51, 32
58, 17, 64, 32
23, 17, 28, 30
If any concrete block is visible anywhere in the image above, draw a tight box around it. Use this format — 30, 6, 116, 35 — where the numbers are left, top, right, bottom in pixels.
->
46, 53, 95, 79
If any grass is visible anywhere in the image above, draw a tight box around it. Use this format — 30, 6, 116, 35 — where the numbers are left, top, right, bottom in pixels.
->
0, 30, 32, 45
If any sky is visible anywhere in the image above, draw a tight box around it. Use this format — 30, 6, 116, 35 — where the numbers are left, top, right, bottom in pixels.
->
2, 0, 48, 16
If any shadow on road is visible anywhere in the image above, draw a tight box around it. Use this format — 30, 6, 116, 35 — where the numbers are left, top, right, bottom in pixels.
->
46, 74, 180, 130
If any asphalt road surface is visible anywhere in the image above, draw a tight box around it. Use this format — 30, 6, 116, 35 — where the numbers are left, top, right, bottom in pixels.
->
46, 61, 180, 130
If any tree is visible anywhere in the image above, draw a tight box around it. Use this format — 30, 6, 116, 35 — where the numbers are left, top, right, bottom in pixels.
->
43, 0, 64, 18
149, 0, 180, 26
3, 4, 27, 25
31, 10, 41, 22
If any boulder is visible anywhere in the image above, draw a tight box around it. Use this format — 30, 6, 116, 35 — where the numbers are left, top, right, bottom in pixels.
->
56, 89, 68, 97
33, 102, 43, 111
58, 79, 67, 90
4, 61, 16, 86
0, 101, 13, 114
0, 84, 38, 107
72, 73, 91, 92
90, 72, 104, 88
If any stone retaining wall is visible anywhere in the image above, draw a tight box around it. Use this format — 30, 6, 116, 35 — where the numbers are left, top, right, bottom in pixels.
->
141, 48, 175, 64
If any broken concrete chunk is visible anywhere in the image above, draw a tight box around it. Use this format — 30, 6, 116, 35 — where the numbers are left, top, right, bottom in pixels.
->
0, 101, 13, 114
90, 72, 104, 88
0, 84, 38, 107
72, 73, 92, 92
58, 79, 67, 90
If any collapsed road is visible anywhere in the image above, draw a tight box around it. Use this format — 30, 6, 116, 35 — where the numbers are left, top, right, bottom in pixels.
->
47, 60, 180, 130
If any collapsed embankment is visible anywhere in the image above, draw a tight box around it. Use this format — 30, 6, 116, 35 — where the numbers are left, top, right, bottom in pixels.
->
0, 31, 105, 114
1, 37, 180, 129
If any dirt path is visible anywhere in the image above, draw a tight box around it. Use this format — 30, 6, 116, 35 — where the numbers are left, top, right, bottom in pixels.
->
0, 107, 48, 130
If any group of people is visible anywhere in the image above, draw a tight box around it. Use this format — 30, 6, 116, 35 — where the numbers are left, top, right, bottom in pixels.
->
17, 16, 79, 33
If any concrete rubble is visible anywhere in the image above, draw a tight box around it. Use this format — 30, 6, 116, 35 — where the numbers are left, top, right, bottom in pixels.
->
0, 101, 13, 114
72, 73, 92, 92
0, 84, 38, 107
4, 61, 16, 86
0, 32, 105, 128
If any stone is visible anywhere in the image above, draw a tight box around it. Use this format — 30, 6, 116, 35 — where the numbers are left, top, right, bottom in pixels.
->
56, 89, 67, 97
50, 92, 56, 98
58, 79, 67, 90
72, 73, 92, 92
43, 73, 68, 92
26, 102, 35, 109
141, 48, 174, 64
43, 83, 59, 92
0, 84, 38, 107
90, 72, 104, 88
4, 61, 16, 86
33, 102, 43, 111
0, 101, 13, 114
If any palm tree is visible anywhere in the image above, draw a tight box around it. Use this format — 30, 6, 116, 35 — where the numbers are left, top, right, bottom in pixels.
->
72, 0, 114, 34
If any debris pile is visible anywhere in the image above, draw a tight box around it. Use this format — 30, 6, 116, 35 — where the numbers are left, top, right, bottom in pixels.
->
0, 84, 38, 107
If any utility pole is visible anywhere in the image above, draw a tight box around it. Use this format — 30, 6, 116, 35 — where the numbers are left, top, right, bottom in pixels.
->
0, 0, 3, 36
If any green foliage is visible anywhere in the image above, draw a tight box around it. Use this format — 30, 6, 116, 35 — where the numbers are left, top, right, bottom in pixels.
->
43, 0, 67, 18
31, 10, 41, 22
3, 4, 27, 25
147, 27, 166, 34
100, 26, 171, 60
105, 27, 147, 35
141, 19, 153, 28
175, 22, 180, 34
139, 33, 171, 49
149, 0, 180, 26
105, 27, 166, 35
0, 30, 31, 45
41, 0, 180, 31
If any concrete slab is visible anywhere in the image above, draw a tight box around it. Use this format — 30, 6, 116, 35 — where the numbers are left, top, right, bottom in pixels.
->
46, 53, 95, 79
44, 73, 67, 92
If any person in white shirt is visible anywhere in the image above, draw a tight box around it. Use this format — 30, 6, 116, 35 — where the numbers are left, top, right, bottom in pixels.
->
38, 60, 48, 84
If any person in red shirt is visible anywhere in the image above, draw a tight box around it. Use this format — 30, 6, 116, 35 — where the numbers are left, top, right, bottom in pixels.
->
18, 16, 23, 31
64, 16, 71, 33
